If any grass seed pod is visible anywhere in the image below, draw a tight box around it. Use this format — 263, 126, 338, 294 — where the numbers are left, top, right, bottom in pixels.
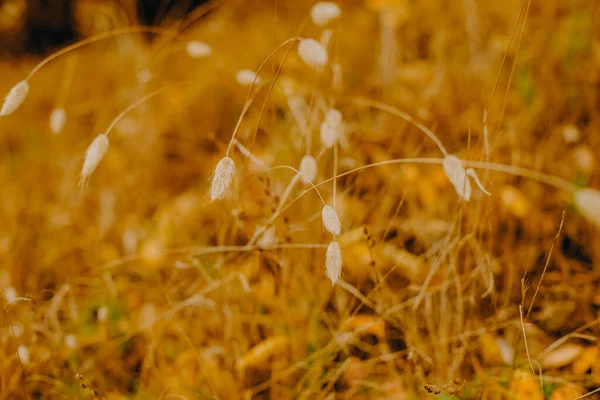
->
79, 134, 109, 187
299, 155, 317, 183
210, 157, 236, 201
326, 240, 343, 285
298, 38, 328, 67
310, 2, 341, 27
322, 205, 341, 236
1, 80, 29, 116
320, 108, 343, 148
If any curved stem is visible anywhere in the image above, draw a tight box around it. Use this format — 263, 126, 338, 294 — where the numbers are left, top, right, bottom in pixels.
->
225, 38, 299, 156
346, 96, 448, 156
103, 86, 172, 137
26, 26, 182, 81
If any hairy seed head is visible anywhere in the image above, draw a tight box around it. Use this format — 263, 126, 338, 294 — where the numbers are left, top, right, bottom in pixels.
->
320, 108, 343, 148
575, 188, 600, 228
322, 205, 341, 236
80, 134, 109, 187
236, 69, 261, 86
50, 107, 66, 134
298, 38, 328, 68
210, 157, 236, 201
186, 41, 212, 58
325, 241, 342, 285
299, 155, 317, 183
1, 80, 29, 116
311, 2, 341, 27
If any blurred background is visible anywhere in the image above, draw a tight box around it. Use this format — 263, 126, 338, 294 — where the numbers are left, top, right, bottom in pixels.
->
0, 0, 599, 399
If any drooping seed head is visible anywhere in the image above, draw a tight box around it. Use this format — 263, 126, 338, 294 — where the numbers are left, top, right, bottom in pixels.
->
322, 205, 341, 236
299, 155, 317, 184
210, 157, 236, 201
49, 107, 66, 134
443, 155, 490, 201
186, 41, 212, 58
298, 38, 328, 68
310, 2, 341, 26
320, 108, 343, 148
574, 188, 600, 229
79, 134, 109, 187
236, 69, 261, 86
1, 80, 29, 116
325, 240, 342, 285
443, 155, 472, 201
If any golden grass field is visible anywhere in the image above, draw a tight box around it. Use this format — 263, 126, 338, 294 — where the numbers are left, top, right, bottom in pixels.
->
1, 0, 600, 398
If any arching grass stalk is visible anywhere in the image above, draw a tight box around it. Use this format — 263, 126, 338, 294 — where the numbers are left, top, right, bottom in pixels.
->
267, 157, 578, 227
225, 37, 301, 156
102, 242, 328, 271
1, 26, 185, 116
345, 96, 448, 156
79, 85, 176, 186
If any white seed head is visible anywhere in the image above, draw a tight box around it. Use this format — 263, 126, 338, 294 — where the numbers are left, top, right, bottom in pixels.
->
236, 69, 261, 86
49, 107, 66, 134
298, 38, 328, 68
186, 41, 212, 58
320, 108, 343, 148
311, 2, 341, 26
575, 188, 600, 229
80, 134, 109, 187
322, 205, 341, 236
1, 80, 29, 116
325, 241, 342, 285
299, 155, 317, 184
443, 155, 490, 201
443, 155, 472, 201
210, 157, 236, 201
17, 345, 30, 365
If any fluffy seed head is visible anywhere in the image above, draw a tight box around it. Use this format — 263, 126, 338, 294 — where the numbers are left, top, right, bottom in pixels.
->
575, 188, 600, 229
320, 108, 343, 148
443, 155, 471, 201
1, 80, 29, 116
210, 157, 236, 201
50, 107, 66, 134
236, 69, 261, 86
299, 155, 317, 183
322, 205, 341, 236
325, 241, 342, 285
298, 38, 328, 68
310, 2, 341, 26
186, 41, 212, 58
80, 134, 109, 187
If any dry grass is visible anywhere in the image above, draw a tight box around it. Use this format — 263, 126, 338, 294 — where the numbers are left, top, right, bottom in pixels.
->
1, 1, 599, 399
